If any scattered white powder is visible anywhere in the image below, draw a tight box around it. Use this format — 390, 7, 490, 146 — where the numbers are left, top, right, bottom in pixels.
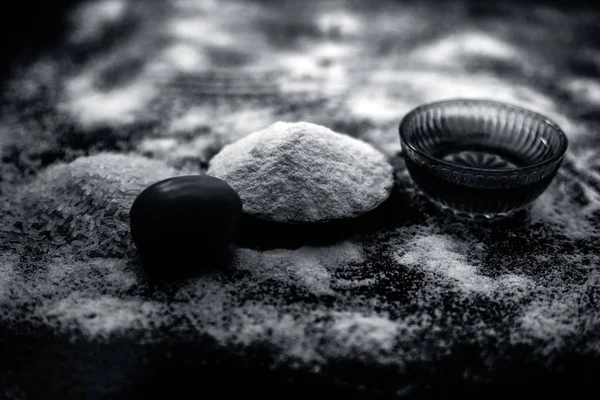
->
0, 254, 158, 336
275, 54, 324, 79
178, 135, 221, 162
208, 121, 393, 222
45, 257, 139, 295
1, 172, 599, 384
396, 234, 495, 293
42, 294, 163, 339
223, 305, 324, 363
520, 299, 578, 340
234, 241, 364, 296
1, 0, 600, 391
174, 0, 220, 12
322, 312, 436, 364
563, 77, 600, 105
269, 42, 355, 97
158, 43, 209, 73
0, 253, 18, 303
168, 17, 234, 47
71, 0, 127, 43
350, 69, 555, 119
167, 0, 265, 61
310, 42, 359, 61
275, 58, 349, 97
335, 277, 377, 289
358, 123, 403, 156
496, 274, 537, 301
137, 137, 179, 157
331, 312, 399, 354
138, 135, 220, 169
530, 191, 597, 239
210, 108, 280, 144
5, 60, 59, 101
235, 249, 333, 296
576, 153, 600, 195
62, 74, 158, 127
569, 147, 597, 172
530, 158, 600, 238
65, 1, 242, 129
315, 11, 363, 37
345, 86, 407, 121
516, 270, 600, 347
411, 31, 521, 66
392, 229, 537, 299
169, 106, 276, 143
276, 73, 343, 98
157, 106, 281, 168
359, 4, 426, 39
169, 107, 211, 134
584, 49, 600, 68
59, 0, 273, 129
385, 219, 600, 357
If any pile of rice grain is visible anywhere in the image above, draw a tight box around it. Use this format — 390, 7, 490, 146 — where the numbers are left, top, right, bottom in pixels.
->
2, 153, 178, 257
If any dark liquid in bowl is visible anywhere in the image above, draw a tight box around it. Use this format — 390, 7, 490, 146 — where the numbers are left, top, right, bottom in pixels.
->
434, 143, 531, 169
406, 144, 557, 218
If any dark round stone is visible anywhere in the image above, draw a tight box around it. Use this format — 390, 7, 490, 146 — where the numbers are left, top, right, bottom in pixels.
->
130, 175, 242, 277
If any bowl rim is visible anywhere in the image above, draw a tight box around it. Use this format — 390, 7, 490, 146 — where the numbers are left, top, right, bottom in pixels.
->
398, 98, 569, 174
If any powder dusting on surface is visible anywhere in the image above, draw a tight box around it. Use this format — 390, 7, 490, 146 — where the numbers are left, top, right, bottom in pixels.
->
234, 241, 365, 296
330, 312, 401, 355
396, 234, 496, 293
63, 76, 158, 127
0, 142, 599, 392
410, 31, 522, 67
0, 253, 19, 307
530, 151, 600, 238
563, 78, 600, 105
2, 0, 600, 395
43, 295, 164, 338
208, 121, 393, 223
70, 0, 128, 43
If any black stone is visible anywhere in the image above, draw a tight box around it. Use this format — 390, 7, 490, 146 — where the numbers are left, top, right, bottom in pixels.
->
130, 175, 242, 277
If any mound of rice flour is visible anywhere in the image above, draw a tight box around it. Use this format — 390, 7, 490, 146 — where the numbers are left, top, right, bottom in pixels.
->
208, 122, 393, 223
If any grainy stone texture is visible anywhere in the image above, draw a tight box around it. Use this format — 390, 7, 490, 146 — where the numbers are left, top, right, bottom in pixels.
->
1, 0, 600, 398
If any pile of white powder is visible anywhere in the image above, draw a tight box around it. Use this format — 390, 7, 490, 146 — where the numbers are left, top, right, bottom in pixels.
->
207, 121, 394, 223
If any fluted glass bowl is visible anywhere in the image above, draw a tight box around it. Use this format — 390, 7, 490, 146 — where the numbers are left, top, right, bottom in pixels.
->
399, 99, 568, 220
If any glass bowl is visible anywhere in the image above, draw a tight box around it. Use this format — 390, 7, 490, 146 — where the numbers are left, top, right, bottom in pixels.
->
398, 99, 568, 220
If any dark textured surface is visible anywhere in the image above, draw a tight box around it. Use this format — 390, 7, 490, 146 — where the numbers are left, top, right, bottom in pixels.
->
2, 0, 600, 398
